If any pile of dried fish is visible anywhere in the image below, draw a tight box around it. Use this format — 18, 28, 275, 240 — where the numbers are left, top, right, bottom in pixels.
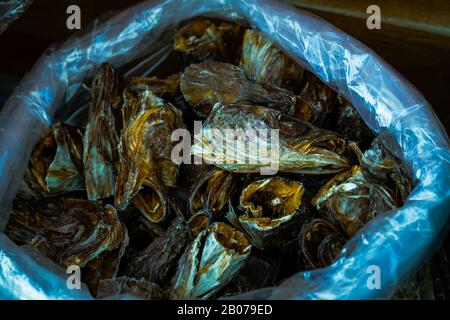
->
7, 17, 413, 299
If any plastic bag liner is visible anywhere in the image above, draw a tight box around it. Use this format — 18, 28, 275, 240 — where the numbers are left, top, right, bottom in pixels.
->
0, 0, 449, 300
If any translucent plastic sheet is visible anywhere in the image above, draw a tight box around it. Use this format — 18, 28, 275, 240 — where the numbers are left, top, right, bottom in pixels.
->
0, 0, 449, 300
0, 0, 33, 34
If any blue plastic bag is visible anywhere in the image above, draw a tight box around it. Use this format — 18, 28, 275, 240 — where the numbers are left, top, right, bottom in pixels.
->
0, 0, 449, 299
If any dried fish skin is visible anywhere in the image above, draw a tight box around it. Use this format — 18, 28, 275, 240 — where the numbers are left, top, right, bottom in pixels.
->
300, 73, 336, 107
229, 177, 307, 249
174, 18, 241, 63
188, 210, 211, 237
359, 136, 412, 205
240, 177, 305, 219
292, 96, 329, 127
240, 29, 303, 90
292, 73, 336, 126
97, 277, 167, 300
180, 61, 296, 118
127, 216, 191, 287
133, 183, 169, 224
18, 123, 84, 198
57, 203, 127, 268
171, 222, 251, 299
191, 103, 350, 175
84, 63, 120, 201
188, 167, 239, 218
4, 202, 52, 255
123, 212, 166, 251
312, 165, 397, 237
127, 73, 181, 103
46, 124, 85, 194
5, 198, 127, 268
120, 88, 140, 131
115, 90, 185, 213
83, 234, 129, 297
299, 218, 346, 269
335, 100, 374, 147
317, 233, 347, 267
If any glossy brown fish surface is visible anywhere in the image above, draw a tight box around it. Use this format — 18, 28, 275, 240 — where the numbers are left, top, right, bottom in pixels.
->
227, 176, 308, 249
174, 18, 242, 63
126, 216, 191, 287
192, 103, 350, 175
359, 136, 412, 205
115, 90, 185, 223
292, 73, 336, 126
171, 222, 250, 299
240, 29, 303, 91
299, 218, 347, 269
83, 63, 120, 201
5, 198, 127, 268
312, 165, 397, 237
180, 61, 296, 118
188, 167, 240, 219
19, 123, 84, 198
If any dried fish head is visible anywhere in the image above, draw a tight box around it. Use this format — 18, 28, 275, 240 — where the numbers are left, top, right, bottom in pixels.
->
115, 90, 185, 214
240, 29, 303, 90
240, 177, 305, 219
188, 210, 211, 237
56, 202, 127, 268
188, 167, 239, 218
299, 218, 346, 269
18, 123, 84, 198
5, 201, 51, 254
317, 233, 347, 267
191, 103, 350, 175
312, 165, 397, 237
82, 233, 129, 296
300, 73, 336, 105
359, 136, 412, 205
123, 212, 166, 252
133, 183, 169, 224
174, 18, 241, 63
171, 222, 250, 299
292, 73, 336, 126
180, 61, 296, 118
231, 177, 307, 249
83, 63, 120, 200
127, 73, 181, 103
336, 99, 374, 147
6, 198, 127, 268
292, 96, 329, 126
127, 216, 191, 287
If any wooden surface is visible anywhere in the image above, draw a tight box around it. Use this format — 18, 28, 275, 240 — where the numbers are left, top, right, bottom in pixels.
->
0, 0, 449, 132
284, 0, 450, 36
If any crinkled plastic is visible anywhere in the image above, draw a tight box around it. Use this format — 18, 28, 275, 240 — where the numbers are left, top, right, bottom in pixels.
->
0, 0, 33, 34
0, 0, 449, 300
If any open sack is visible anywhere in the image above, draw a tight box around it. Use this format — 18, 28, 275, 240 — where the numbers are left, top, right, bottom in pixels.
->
0, 0, 449, 299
